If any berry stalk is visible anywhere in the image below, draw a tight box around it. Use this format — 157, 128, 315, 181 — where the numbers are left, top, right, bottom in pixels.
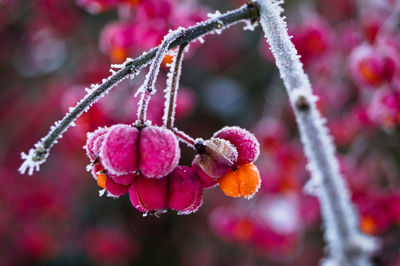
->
164, 43, 188, 129
136, 29, 183, 124
258, 0, 376, 265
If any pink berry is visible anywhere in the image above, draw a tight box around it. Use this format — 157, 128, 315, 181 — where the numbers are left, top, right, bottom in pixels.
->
139, 126, 180, 178
213, 126, 260, 165
108, 172, 137, 186
85, 127, 109, 161
106, 177, 130, 197
100, 124, 140, 175
129, 175, 168, 213
192, 155, 218, 188
167, 166, 203, 214
349, 44, 396, 88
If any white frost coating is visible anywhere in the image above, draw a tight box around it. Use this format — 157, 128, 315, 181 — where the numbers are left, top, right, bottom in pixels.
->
162, 44, 189, 128
106, 192, 118, 198
111, 57, 133, 69
98, 189, 106, 197
135, 28, 184, 122
258, 0, 376, 265
86, 163, 93, 173
19, 58, 133, 175
162, 49, 179, 126
243, 20, 259, 31
193, 7, 257, 44
207, 10, 222, 20
18, 143, 48, 175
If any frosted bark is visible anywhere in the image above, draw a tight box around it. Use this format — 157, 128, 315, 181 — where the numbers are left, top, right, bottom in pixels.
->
163, 44, 188, 129
257, 0, 376, 265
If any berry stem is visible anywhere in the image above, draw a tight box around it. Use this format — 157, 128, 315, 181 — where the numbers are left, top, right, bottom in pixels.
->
164, 43, 188, 129
137, 29, 183, 124
19, 2, 260, 175
172, 128, 195, 148
258, 0, 375, 265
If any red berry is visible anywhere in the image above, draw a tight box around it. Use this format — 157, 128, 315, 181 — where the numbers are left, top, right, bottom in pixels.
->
167, 166, 203, 214
106, 177, 130, 197
129, 175, 168, 213
349, 44, 396, 88
108, 172, 137, 186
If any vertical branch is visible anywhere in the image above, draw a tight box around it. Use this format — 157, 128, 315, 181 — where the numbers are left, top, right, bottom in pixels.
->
163, 43, 188, 129
257, 1, 376, 265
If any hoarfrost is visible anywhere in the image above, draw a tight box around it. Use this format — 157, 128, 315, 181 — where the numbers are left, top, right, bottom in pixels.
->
19, 57, 131, 175
243, 20, 259, 31
136, 29, 184, 121
207, 10, 222, 20
258, 0, 376, 264
162, 44, 188, 128
98, 189, 106, 197
18, 143, 47, 175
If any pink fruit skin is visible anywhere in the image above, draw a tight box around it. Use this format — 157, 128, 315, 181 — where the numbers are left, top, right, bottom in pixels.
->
129, 175, 168, 213
167, 166, 203, 214
86, 127, 109, 161
213, 126, 260, 165
192, 156, 218, 188
108, 172, 137, 186
139, 126, 180, 178
106, 178, 130, 197
100, 124, 140, 175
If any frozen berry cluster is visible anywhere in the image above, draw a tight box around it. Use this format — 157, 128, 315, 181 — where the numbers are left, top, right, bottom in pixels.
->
85, 124, 260, 215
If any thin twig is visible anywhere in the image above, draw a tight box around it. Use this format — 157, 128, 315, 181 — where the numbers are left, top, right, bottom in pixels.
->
172, 127, 196, 148
164, 43, 188, 129
137, 29, 183, 124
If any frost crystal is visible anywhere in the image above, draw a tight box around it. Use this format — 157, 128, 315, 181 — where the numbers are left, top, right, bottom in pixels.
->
207, 10, 222, 20
243, 20, 259, 31
98, 189, 106, 197
18, 143, 48, 175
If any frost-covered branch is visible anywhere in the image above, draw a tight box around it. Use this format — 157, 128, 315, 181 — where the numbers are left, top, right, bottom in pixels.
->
258, 0, 376, 265
19, 2, 260, 175
163, 43, 188, 129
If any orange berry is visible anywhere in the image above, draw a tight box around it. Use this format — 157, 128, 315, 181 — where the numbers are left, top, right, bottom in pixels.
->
127, 0, 141, 7
162, 53, 174, 66
97, 173, 107, 189
110, 46, 127, 64
360, 216, 376, 235
219, 163, 261, 199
